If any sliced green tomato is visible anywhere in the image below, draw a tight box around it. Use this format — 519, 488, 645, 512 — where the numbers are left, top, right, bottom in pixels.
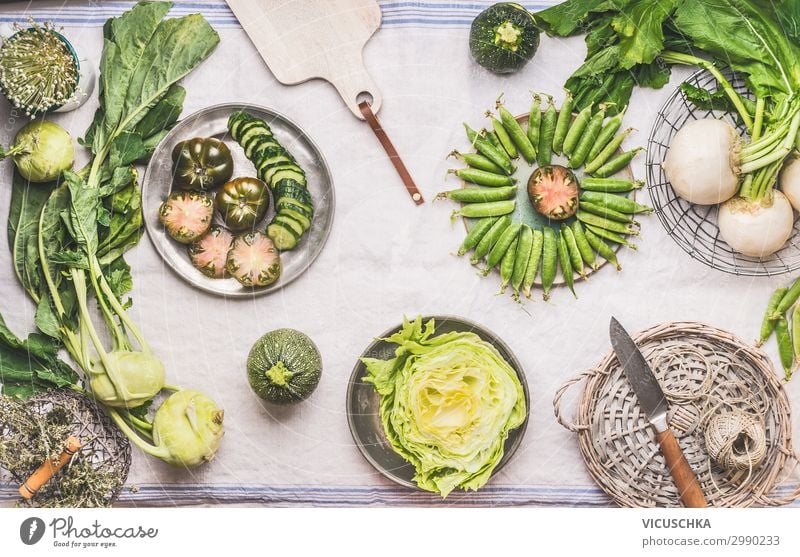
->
273, 214, 305, 237
267, 222, 299, 251
277, 199, 314, 219
263, 163, 304, 183
278, 208, 311, 230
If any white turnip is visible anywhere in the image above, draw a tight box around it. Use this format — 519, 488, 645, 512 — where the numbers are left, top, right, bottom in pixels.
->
718, 191, 795, 257
779, 157, 800, 211
662, 118, 741, 205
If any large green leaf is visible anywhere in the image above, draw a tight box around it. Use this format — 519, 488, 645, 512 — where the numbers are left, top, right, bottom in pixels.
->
611, 0, 679, 68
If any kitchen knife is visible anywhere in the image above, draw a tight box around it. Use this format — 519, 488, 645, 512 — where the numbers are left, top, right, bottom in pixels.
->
609, 317, 707, 508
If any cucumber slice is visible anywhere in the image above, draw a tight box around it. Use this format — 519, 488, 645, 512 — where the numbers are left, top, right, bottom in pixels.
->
267, 222, 299, 251
263, 163, 304, 184
256, 154, 294, 178
277, 199, 314, 219
274, 214, 305, 237
270, 169, 307, 187
278, 208, 311, 230
239, 123, 273, 149
228, 112, 251, 138
245, 135, 280, 160
275, 180, 313, 205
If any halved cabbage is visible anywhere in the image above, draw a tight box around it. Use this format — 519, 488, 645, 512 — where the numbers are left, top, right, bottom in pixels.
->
362, 316, 526, 497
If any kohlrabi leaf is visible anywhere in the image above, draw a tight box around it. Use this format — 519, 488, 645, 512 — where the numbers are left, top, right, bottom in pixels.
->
611, 0, 679, 68
532, 0, 620, 36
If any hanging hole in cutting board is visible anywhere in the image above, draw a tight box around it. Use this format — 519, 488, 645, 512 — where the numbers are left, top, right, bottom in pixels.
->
356, 91, 374, 107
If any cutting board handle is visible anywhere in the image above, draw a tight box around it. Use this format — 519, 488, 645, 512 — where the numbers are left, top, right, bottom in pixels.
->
329, 64, 382, 119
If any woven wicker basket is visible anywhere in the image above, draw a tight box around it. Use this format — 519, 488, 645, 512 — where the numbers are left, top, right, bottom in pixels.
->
554, 321, 799, 507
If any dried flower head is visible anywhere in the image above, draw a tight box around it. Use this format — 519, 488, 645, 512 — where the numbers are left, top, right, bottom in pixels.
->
0, 18, 80, 116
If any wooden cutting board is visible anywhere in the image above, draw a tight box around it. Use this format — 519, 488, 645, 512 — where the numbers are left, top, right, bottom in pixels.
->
226, 0, 383, 119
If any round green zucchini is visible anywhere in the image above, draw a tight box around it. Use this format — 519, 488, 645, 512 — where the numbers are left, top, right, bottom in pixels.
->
247, 328, 322, 405
469, 3, 540, 74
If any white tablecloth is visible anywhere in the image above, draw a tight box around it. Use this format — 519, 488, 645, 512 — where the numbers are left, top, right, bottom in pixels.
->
0, 0, 798, 507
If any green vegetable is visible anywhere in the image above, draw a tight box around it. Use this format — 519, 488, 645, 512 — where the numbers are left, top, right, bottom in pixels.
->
775, 276, 800, 316
497, 98, 536, 163
557, 229, 576, 298
793, 304, 800, 369
159, 190, 214, 244
3, 2, 224, 468
485, 222, 522, 272
569, 104, 606, 168
777, 316, 794, 379
584, 225, 621, 270
551, 92, 573, 155
438, 185, 517, 203
472, 216, 512, 264
227, 231, 282, 287
586, 108, 625, 163
585, 223, 638, 249
497, 237, 519, 293
465, 124, 515, 175
448, 167, 516, 187
562, 103, 592, 157
361, 316, 526, 496
541, 227, 557, 300
510, 224, 533, 296
247, 328, 322, 405
537, 97, 557, 166
579, 201, 635, 224
562, 224, 585, 278
581, 176, 642, 193
583, 128, 634, 174
590, 148, 643, 178
2, 121, 74, 183
171, 137, 233, 191
577, 211, 638, 234
449, 150, 504, 174
489, 114, 518, 159
452, 199, 516, 219
214, 177, 270, 232
522, 229, 544, 298
527, 94, 542, 151
458, 217, 499, 256
759, 287, 788, 346
570, 220, 597, 270
580, 190, 652, 214
469, 3, 540, 74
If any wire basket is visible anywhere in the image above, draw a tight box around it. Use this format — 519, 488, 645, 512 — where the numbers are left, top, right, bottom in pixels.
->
646, 69, 800, 276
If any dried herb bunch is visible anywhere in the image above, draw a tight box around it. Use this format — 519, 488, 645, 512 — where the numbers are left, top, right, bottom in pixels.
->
0, 392, 130, 507
0, 19, 79, 115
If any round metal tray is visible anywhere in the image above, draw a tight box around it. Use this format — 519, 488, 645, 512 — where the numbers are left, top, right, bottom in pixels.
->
346, 315, 530, 492
142, 103, 334, 297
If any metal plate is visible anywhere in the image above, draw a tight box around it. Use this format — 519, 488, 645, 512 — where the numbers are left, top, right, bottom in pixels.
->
346, 315, 530, 492
462, 113, 633, 286
142, 103, 334, 297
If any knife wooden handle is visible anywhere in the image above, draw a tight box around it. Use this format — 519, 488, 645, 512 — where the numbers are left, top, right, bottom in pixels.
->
657, 429, 707, 508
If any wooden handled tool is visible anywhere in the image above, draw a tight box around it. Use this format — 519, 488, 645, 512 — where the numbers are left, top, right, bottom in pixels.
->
19, 436, 81, 500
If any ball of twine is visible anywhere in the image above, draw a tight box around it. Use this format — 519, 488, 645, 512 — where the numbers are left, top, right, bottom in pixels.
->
704, 410, 767, 472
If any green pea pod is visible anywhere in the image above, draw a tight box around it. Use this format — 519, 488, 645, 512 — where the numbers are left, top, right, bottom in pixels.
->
571, 221, 597, 270
759, 287, 788, 345
457, 216, 498, 256
511, 224, 534, 296
580, 191, 653, 214
541, 227, 557, 300
527, 94, 542, 154
793, 304, 800, 369
569, 106, 606, 169
562, 104, 593, 157
577, 211, 639, 235
448, 150, 504, 174
471, 216, 512, 264
561, 224, 585, 278
775, 276, 800, 316
583, 226, 621, 270
537, 98, 557, 166
452, 200, 516, 220
552, 91, 573, 155
498, 103, 536, 164
438, 186, 517, 203
485, 222, 522, 272
497, 237, 519, 293
581, 177, 643, 193
583, 128, 635, 174
449, 168, 517, 187
490, 115, 518, 159
464, 124, 514, 175
485, 129, 505, 153
522, 229, 544, 299
557, 229, 577, 298
585, 223, 638, 250
586, 109, 625, 162
579, 201, 636, 224
776, 315, 793, 379
591, 148, 644, 178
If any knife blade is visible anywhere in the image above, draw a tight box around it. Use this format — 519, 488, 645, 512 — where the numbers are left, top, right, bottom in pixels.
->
609, 317, 707, 508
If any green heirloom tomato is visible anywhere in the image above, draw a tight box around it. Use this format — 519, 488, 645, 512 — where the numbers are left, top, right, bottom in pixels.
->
215, 177, 270, 232
171, 137, 234, 191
